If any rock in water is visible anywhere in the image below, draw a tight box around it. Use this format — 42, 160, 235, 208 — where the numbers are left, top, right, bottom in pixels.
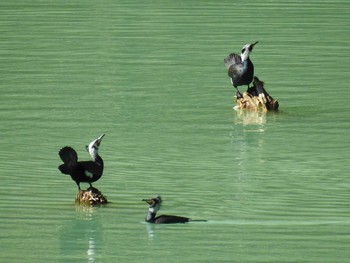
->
234, 76, 279, 111
75, 187, 108, 206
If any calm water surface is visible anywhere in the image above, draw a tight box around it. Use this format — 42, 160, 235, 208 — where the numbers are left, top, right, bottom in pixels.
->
1, 0, 350, 262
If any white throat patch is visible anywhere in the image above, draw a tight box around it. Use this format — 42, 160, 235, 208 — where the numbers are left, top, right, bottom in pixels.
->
240, 44, 252, 62
87, 140, 98, 159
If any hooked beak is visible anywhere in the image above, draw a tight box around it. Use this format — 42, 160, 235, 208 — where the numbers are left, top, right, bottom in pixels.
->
248, 41, 258, 52
142, 198, 153, 205
85, 133, 105, 151
96, 133, 105, 146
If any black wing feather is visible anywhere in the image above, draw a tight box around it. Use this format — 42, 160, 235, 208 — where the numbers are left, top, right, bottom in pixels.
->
79, 161, 103, 177
155, 215, 190, 224
224, 52, 241, 68
59, 146, 78, 165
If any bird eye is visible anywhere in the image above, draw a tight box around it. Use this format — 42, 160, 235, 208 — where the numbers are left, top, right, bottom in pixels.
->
241, 48, 245, 53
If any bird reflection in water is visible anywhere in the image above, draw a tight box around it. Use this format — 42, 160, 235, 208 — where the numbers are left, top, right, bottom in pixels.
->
145, 223, 156, 240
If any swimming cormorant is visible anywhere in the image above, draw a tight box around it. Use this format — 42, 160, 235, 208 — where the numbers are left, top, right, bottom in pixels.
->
142, 196, 206, 224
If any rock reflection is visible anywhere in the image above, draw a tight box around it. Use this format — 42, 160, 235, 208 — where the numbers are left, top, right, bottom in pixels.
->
59, 206, 102, 263
234, 109, 266, 131
87, 237, 96, 263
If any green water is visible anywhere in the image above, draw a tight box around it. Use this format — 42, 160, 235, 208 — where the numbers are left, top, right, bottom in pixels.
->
1, 0, 350, 262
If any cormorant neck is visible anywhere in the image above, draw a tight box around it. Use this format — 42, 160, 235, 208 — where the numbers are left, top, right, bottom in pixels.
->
145, 208, 157, 223
93, 154, 103, 166
240, 52, 250, 62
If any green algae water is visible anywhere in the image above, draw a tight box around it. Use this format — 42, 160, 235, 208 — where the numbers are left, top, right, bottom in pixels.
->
1, 0, 350, 262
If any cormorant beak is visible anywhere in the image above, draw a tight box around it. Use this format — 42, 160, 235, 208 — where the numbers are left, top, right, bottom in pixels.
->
142, 198, 153, 205
142, 196, 162, 206
85, 134, 105, 152
96, 133, 105, 146
246, 41, 258, 52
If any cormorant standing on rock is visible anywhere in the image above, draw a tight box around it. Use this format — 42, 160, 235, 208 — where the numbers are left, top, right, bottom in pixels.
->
224, 41, 258, 97
58, 134, 105, 190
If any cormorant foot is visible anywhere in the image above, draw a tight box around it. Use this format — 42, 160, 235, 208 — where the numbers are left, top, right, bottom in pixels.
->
87, 186, 98, 193
236, 91, 243, 99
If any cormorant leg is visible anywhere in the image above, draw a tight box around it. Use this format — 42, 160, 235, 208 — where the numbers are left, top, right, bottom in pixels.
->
234, 86, 243, 98
88, 183, 97, 192
88, 183, 97, 193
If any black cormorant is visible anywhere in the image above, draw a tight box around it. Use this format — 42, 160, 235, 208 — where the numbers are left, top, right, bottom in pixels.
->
58, 134, 105, 190
142, 196, 206, 224
224, 41, 258, 97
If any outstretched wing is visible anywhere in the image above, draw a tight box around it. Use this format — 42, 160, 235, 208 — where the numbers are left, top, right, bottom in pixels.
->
228, 62, 245, 80
59, 146, 78, 165
224, 52, 241, 68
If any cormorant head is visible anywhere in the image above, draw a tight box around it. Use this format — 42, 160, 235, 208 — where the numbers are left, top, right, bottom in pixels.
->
240, 41, 258, 61
142, 196, 162, 213
86, 134, 105, 159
